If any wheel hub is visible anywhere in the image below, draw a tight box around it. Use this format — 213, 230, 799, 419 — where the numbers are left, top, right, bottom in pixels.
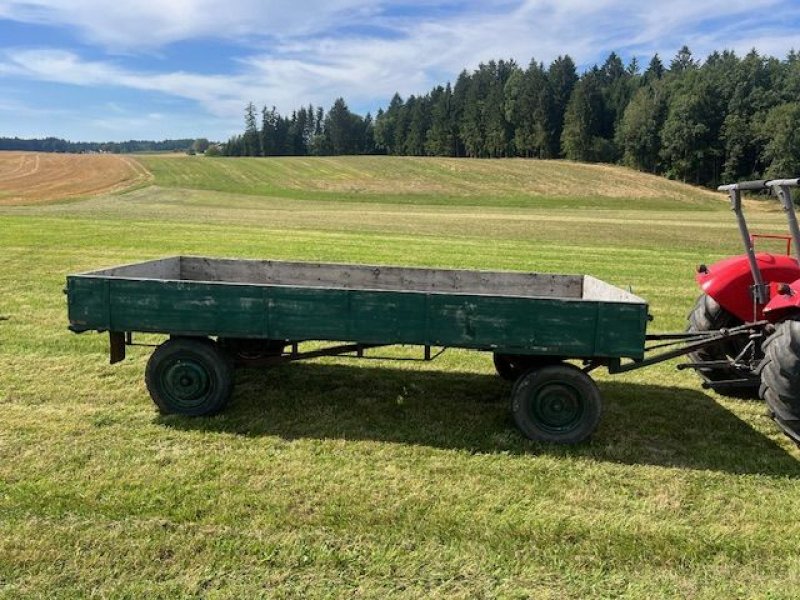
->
162, 360, 210, 404
532, 383, 582, 431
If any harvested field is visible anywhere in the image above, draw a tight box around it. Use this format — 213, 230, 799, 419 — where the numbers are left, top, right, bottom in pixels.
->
0, 151, 150, 205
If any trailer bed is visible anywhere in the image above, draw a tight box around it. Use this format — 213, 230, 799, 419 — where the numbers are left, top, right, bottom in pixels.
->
67, 256, 648, 359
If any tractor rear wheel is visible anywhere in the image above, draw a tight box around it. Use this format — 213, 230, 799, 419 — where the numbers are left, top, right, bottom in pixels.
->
686, 293, 758, 398
757, 319, 800, 443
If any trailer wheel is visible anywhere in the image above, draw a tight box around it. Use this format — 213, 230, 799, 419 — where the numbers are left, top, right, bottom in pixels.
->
493, 353, 562, 381
510, 364, 602, 444
218, 337, 286, 366
686, 293, 758, 398
146, 337, 234, 416
757, 319, 800, 443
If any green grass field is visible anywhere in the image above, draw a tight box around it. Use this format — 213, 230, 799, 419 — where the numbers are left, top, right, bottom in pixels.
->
2, 155, 800, 598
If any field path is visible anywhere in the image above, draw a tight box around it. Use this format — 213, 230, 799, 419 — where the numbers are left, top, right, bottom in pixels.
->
0, 151, 151, 205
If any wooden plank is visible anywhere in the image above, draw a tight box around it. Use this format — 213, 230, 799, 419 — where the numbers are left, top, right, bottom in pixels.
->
78, 257, 180, 280
179, 256, 584, 299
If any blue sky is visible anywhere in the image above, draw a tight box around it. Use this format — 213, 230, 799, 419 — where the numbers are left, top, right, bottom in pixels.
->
1, 0, 799, 142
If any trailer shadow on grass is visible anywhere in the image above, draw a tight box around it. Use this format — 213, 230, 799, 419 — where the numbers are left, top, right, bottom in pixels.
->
160, 362, 800, 478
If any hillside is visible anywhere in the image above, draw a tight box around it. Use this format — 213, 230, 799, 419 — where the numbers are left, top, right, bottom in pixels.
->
137, 155, 720, 210
0, 152, 722, 210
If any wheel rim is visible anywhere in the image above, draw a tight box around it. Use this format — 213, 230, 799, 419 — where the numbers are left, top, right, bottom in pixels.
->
529, 382, 584, 433
159, 356, 213, 409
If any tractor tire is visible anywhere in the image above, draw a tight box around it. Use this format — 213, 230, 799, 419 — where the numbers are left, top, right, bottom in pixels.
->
493, 353, 563, 382
757, 320, 800, 443
686, 293, 758, 398
146, 337, 234, 416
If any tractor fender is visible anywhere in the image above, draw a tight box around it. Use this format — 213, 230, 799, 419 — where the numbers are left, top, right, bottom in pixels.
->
764, 278, 800, 320
697, 253, 800, 322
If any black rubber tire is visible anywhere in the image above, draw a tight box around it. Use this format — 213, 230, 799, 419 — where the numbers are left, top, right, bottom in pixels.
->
493, 353, 562, 381
146, 337, 234, 416
218, 337, 286, 366
510, 364, 602, 444
757, 320, 800, 442
686, 293, 758, 397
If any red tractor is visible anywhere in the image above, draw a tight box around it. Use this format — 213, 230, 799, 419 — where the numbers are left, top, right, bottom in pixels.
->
685, 178, 800, 441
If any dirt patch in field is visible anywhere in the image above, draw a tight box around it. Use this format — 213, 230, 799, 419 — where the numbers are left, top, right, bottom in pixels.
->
0, 152, 151, 205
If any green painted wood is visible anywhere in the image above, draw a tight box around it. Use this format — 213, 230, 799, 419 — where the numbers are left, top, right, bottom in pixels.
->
594, 302, 650, 358
66, 277, 108, 331
67, 273, 648, 359
108, 280, 265, 335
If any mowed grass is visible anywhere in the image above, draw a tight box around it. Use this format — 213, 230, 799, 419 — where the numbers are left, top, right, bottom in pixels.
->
2, 155, 800, 598
137, 154, 720, 210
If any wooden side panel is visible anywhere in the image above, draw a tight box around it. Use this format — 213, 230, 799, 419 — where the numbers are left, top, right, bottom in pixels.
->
348, 291, 427, 344
67, 273, 649, 359
267, 289, 428, 343
428, 295, 600, 355
267, 287, 349, 340
594, 302, 648, 359
67, 277, 109, 331
108, 280, 265, 336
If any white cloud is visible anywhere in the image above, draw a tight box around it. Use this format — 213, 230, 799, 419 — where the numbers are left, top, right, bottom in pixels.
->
0, 0, 381, 49
1, 0, 799, 140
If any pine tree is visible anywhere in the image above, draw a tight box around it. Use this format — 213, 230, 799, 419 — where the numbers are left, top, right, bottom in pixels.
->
618, 83, 665, 171
374, 93, 404, 154
324, 98, 364, 155
404, 95, 429, 156
644, 54, 664, 84
506, 60, 554, 157
291, 108, 308, 155
483, 62, 510, 157
426, 85, 455, 156
670, 46, 697, 73
561, 73, 610, 161
362, 113, 376, 154
601, 52, 635, 141
451, 70, 471, 156
244, 102, 261, 156
548, 55, 578, 156
627, 56, 640, 76
461, 65, 491, 157
304, 104, 316, 151
392, 96, 411, 156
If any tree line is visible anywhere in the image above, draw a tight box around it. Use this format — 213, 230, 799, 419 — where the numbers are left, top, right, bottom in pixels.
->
222, 100, 374, 157
227, 46, 800, 187
0, 137, 196, 154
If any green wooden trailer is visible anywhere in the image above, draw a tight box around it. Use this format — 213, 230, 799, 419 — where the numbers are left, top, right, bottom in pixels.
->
66, 255, 657, 443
